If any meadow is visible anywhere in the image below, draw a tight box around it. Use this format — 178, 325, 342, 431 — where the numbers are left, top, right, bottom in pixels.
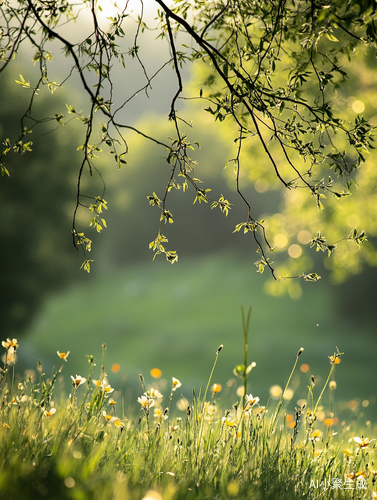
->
1, 330, 376, 500
21, 253, 377, 418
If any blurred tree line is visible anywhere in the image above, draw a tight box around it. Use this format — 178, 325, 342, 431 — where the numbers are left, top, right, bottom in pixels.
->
0, 66, 84, 336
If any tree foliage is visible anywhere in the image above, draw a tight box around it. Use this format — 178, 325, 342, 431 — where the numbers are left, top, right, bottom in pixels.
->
1, 0, 377, 283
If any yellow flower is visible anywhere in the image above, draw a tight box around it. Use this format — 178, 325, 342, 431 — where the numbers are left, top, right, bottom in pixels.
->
108, 398, 116, 405
343, 448, 353, 458
222, 416, 236, 427
211, 383, 222, 394
2, 338, 18, 350
112, 417, 124, 428
347, 471, 366, 480
103, 410, 113, 421
328, 354, 341, 365
172, 377, 181, 391
71, 375, 86, 387
57, 351, 70, 361
310, 429, 322, 442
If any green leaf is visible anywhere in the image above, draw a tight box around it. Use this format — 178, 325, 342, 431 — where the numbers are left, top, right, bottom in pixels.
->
325, 33, 339, 42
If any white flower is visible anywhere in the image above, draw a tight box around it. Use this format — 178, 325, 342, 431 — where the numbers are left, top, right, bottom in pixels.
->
172, 377, 181, 391
43, 408, 57, 417
245, 394, 260, 409
154, 408, 168, 420
2, 338, 18, 350
71, 375, 86, 387
138, 395, 155, 409
101, 380, 114, 394
148, 388, 163, 399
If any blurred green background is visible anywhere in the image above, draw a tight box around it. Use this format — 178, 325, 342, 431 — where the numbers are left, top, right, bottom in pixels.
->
1, 15, 376, 422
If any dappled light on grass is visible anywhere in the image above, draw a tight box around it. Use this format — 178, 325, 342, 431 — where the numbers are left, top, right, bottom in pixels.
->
0, 337, 376, 499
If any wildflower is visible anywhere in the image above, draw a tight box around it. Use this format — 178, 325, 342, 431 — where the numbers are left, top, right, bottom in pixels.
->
2, 338, 18, 350
254, 406, 266, 420
343, 448, 353, 458
102, 381, 114, 394
154, 408, 168, 420
354, 436, 373, 448
138, 395, 155, 410
103, 410, 114, 422
203, 402, 217, 421
310, 429, 322, 442
222, 415, 236, 427
43, 408, 57, 417
12, 394, 28, 404
108, 398, 116, 406
347, 471, 367, 480
211, 383, 222, 394
328, 354, 341, 364
92, 379, 102, 388
245, 394, 260, 408
2, 347, 17, 365
172, 377, 181, 391
71, 375, 86, 387
112, 417, 124, 428
57, 351, 70, 362
148, 388, 163, 399
170, 425, 179, 432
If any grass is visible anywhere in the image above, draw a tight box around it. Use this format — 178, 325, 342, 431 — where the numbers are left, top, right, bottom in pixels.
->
1, 316, 377, 500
